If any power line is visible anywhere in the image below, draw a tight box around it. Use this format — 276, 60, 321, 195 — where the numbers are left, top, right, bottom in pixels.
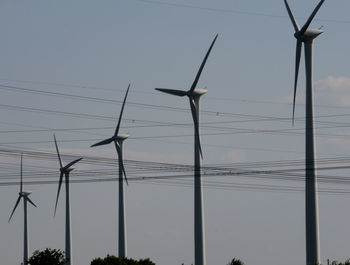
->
1, 146, 349, 169
132, 0, 350, 24
2, 122, 350, 147
3, 84, 350, 123
2, 79, 350, 111
2, 99, 350, 137
2, 147, 350, 185
3, 168, 350, 196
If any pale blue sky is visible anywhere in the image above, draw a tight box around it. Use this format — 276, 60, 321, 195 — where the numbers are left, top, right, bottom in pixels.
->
0, 1, 350, 265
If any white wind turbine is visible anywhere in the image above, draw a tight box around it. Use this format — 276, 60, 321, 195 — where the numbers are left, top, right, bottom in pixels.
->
8, 154, 37, 265
91, 84, 130, 258
155, 34, 218, 265
53, 134, 83, 265
284, 1, 325, 264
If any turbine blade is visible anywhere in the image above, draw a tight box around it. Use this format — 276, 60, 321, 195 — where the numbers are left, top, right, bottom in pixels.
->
8, 196, 22, 222
91, 137, 114, 147
121, 161, 128, 186
53, 134, 63, 169
115, 143, 128, 186
115, 84, 130, 136
54, 172, 64, 216
300, 0, 325, 35
27, 197, 37, 208
293, 40, 302, 124
20, 153, 23, 193
189, 98, 203, 159
155, 88, 187, 97
283, 0, 300, 32
190, 34, 218, 92
64, 157, 83, 171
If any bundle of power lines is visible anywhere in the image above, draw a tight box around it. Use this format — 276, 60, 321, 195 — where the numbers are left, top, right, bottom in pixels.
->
1, 148, 350, 195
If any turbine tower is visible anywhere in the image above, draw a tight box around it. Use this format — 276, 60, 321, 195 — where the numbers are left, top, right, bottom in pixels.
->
8, 154, 37, 265
53, 134, 83, 265
284, 1, 325, 264
155, 34, 218, 265
91, 84, 130, 258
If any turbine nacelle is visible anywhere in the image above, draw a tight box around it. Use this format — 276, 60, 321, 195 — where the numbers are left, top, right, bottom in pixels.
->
20, 191, 32, 197
91, 134, 129, 148
294, 29, 324, 41
189, 88, 208, 98
155, 88, 207, 98
60, 167, 74, 173
113, 134, 129, 142
59, 157, 83, 174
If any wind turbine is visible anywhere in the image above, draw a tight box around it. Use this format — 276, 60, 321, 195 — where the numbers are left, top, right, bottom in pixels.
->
53, 134, 83, 265
284, 1, 325, 264
155, 34, 218, 265
91, 84, 130, 258
8, 154, 37, 265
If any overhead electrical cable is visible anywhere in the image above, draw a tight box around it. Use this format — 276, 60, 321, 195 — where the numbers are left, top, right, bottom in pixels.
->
131, 0, 350, 24
3, 84, 350, 124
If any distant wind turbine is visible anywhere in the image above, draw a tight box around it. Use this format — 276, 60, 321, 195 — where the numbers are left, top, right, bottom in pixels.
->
91, 84, 130, 258
284, 1, 325, 264
8, 154, 37, 265
155, 34, 218, 265
53, 134, 83, 265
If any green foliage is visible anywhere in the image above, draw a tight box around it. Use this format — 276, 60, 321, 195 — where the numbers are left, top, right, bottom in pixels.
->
90, 255, 155, 265
227, 258, 244, 265
28, 248, 65, 265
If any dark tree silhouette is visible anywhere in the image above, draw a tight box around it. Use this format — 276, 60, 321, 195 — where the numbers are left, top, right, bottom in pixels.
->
328, 260, 350, 265
227, 258, 244, 265
28, 248, 65, 265
90, 255, 155, 265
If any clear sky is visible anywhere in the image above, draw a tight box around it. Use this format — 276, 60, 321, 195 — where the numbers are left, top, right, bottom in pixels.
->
0, 0, 350, 265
